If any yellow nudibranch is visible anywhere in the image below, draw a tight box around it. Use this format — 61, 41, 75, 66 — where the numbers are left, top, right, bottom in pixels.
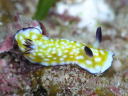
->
15, 25, 114, 74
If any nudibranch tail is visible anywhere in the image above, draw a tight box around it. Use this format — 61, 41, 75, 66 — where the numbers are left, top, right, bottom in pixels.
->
14, 25, 114, 74
77, 51, 114, 74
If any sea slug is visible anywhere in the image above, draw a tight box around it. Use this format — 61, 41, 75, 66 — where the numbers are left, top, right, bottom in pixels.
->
14, 25, 114, 74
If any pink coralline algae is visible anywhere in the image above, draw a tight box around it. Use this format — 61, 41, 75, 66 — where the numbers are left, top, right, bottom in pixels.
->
0, 58, 32, 95
0, 59, 7, 72
0, 15, 42, 95
0, 34, 14, 53
0, 15, 40, 53
0, 15, 128, 95
108, 86, 121, 96
0, 59, 19, 94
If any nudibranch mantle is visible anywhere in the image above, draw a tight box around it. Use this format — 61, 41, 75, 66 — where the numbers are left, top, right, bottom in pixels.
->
15, 26, 114, 74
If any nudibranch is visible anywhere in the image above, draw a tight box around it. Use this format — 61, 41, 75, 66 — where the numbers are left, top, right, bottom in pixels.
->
14, 25, 114, 74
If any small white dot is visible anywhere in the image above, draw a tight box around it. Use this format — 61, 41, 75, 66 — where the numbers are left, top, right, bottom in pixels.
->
93, 52, 98, 56
32, 52, 36, 56
86, 60, 92, 65
53, 57, 56, 60
19, 36, 23, 40
100, 50, 105, 54
76, 43, 81, 46
48, 44, 53, 46
63, 55, 67, 58
43, 37, 49, 40
60, 58, 64, 61
65, 46, 70, 48
76, 56, 84, 59
64, 43, 67, 46
61, 42, 65, 44
25, 32, 30, 37
47, 48, 52, 52
52, 48, 56, 51
61, 46, 66, 49
66, 40, 70, 42
64, 50, 68, 53
72, 49, 77, 52
58, 52, 62, 56
42, 45, 47, 48
56, 45, 60, 48
50, 39, 54, 41
95, 58, 101, 62
32, 35, 37, 39
70, 41, 74, 43
92, 49, 98, 53
52, 51, 56, 54
39, 49, 43, 52
70, 52, 74, 55
44, 59, 49, 61
38, 42, 43, 46
47, 55, 52, 57
20, 47, 24, 51
21, 40, 25, 44
33, 49, 37, 52
38, 53, 42, 56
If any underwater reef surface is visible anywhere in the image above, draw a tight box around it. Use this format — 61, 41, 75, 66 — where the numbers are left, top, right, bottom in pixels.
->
0, 0, 128, 95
